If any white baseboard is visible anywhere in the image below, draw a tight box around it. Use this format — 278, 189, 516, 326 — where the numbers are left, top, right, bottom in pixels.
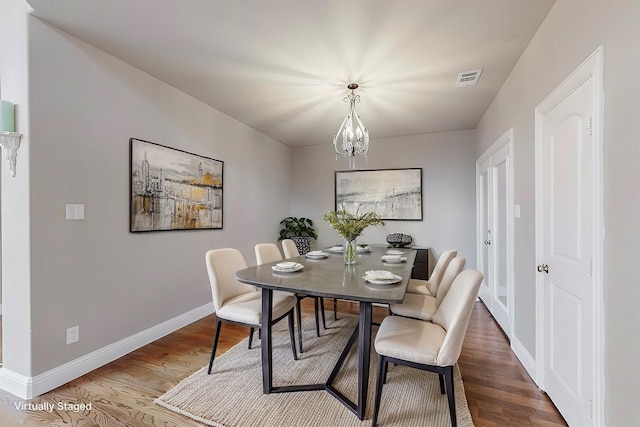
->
0, 367, 32, 399
0, 302, 214, 399
511, 334, 538, 385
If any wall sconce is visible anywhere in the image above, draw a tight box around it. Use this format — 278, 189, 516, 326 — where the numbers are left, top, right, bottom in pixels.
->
0, 100, 22, 177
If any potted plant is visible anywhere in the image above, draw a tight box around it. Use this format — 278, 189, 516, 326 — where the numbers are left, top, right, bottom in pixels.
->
323, 209, 384, 264
278, 217, 318, 254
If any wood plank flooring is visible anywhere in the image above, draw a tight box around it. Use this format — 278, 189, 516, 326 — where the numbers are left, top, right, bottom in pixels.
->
459, 303, 567, 427
0, 300, 567, 426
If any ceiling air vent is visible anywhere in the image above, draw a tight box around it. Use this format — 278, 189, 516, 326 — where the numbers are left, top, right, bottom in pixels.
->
455, 69, 483, 87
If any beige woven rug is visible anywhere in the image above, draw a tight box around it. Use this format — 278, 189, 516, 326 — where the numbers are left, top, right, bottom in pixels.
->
155, 314, 474, 427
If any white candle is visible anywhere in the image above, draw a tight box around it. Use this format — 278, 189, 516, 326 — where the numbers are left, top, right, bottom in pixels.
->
0, 100, 16, 132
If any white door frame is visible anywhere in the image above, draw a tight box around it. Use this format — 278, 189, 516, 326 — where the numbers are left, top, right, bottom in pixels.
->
476, 156, 492, 308
534, 46, 604, 427
476, 127, 515, 338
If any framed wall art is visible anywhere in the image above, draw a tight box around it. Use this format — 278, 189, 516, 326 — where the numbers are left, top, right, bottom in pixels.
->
335, 168, 422, 221
130, 138, 223, 232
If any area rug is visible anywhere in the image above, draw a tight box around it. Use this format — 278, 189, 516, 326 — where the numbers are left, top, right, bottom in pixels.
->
155, 315, 474, 427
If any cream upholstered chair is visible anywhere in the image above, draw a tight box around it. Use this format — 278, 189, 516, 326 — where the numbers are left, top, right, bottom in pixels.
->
256, 243, 323, 353
282, 238, 334, 326
205, 248, 297, 374
281, 238, 299, 259
406, 249, 457, 295
372, 270, 483, 427
390, 257, 466, 321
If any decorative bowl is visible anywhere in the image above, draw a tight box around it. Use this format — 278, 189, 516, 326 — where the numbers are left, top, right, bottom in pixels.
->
386, 233, 413, 248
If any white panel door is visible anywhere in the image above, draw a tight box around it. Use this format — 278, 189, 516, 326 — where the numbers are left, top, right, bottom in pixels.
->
540, 77, 594, 427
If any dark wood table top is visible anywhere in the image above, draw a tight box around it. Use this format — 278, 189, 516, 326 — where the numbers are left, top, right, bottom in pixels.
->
235, 245, 417, 304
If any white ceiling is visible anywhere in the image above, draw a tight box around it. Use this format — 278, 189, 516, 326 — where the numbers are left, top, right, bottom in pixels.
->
26, 0, 556, 147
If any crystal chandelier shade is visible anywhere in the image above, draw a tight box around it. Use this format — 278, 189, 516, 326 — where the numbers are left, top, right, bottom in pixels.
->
333, 83, 369, 169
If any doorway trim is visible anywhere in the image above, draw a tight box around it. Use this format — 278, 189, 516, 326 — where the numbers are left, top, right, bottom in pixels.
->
534, 46, 604, 427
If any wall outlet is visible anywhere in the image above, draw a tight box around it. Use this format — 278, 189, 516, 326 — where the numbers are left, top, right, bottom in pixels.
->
66, 325, 79, 345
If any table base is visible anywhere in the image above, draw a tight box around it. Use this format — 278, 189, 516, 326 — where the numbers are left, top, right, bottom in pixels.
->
262, 288, 373, 421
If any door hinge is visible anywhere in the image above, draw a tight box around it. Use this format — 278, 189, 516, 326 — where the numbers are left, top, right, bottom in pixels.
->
589, 399, 593, 419
587, 117, 593, 135
587, 258, 593, 277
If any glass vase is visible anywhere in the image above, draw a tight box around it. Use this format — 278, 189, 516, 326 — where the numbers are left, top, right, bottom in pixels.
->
344, 238, 357, 265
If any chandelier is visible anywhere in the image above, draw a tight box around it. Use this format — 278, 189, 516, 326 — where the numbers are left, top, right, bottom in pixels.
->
333, 83, 369, 170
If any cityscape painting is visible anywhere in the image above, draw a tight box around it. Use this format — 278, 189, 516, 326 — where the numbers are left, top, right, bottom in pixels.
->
335, 168, 422, 220
130, 138, 223, 232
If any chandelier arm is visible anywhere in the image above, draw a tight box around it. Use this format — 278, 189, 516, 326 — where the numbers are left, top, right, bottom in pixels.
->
354, 114, 368, 136
351, 114, 369, 154
354, 115, 369, 141
333, 115, 349, 155
342, 115, 355, 154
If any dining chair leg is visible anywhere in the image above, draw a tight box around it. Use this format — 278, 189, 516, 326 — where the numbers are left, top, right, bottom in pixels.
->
444, 365, 457, 427
333, 298, 338, 320
372, 354, 386, 427
296, 297, 304, 353
207, 319, 222, 374
287, 311, 298, 361
320, 297, 327, 329
383, 360, 389, 384
248, 327, 255, 349
438, 373, 445, 394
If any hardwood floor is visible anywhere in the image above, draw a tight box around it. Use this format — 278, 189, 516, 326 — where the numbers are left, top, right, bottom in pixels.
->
459, 303, 567, 427
0, 300, 566, 426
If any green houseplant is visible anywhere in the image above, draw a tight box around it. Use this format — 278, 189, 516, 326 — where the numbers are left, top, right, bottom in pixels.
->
278, 217, 318, 254
323, 209, 384, 264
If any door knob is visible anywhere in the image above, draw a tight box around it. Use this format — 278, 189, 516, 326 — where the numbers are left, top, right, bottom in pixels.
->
537, 264, 549, 273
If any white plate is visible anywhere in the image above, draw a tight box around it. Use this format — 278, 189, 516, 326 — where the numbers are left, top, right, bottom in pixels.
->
356, 246, 371, 253
363, 273, 402, 285
327, 246, 343, 253
365, 269, 396, 279
307, 250, 326, 256
306, 251, 328, 259
385, 249, 404, 256
272, 263, 304, 273
381, 255, 407, 263
276, 262, 298, 269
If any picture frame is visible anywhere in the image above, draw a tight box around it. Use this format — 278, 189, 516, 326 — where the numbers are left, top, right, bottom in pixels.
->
334, 168, 423, 221
129, 138, 223, 232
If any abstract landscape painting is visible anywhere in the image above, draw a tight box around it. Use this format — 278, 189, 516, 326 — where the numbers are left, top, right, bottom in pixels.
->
130, 138, 223, 231
335, 168, 422, 220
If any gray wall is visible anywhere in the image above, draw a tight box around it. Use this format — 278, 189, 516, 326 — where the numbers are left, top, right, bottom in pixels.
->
0, 0, 32, 376
476, 0, 640, 425
2, 15, 291, 377
291, 130, 477, 268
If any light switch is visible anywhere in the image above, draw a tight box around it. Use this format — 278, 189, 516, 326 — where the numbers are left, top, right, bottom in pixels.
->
65, 204, 75, 220
65, 204, 85, 221
75, 204, 85, 220
514, 204, 521, 219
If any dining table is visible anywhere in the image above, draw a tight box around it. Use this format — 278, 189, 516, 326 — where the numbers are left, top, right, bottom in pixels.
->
234, 244, 417, 420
